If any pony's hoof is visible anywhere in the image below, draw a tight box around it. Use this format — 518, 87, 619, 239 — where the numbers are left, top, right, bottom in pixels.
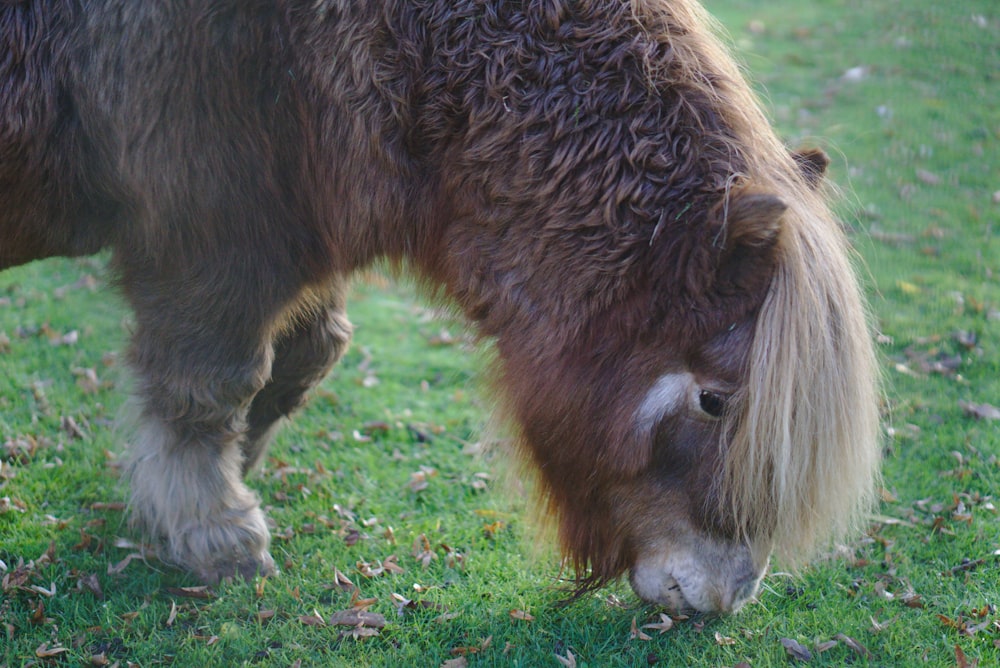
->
162, 506, 275, 585
196, 549, 276, 585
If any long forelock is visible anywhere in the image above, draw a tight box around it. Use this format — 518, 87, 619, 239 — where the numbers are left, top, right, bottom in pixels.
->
722, 188, 881, 564
629, 0, 881, 562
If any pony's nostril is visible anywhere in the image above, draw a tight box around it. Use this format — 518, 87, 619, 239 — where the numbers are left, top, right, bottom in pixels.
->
724, 571, 761, 611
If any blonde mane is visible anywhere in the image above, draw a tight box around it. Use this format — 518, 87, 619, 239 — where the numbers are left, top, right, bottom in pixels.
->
635, 0, 881, 562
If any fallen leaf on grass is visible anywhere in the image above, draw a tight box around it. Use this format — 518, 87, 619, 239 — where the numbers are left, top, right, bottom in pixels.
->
329, 609, 387, 629
955, 644, 978, 668
630, 617, 652, 641
510, 609, 535, 622
91, 502, 127, 511
450, 636, 491, 656
0, 496, 27, 514
944, 558, 986, 576
108, 552, 145, 575
390, 592, 448, 616
166, 600, 178, 627
29, 581, 56, 597
780, 637, 812, 661
408, 466, 437, 492
163, 585, 214, 599
815, 640, 839, 652
322, 568, 356, 592
434, 611, 462, 623
900, 589, 924, 608
916, 168, 942, 186
641, 613, 674, 634
959, 401, 1000, 421
555, 649, 577, 667
482, 520, 506, 539
412, 534, 437, 568
340, 625, 380, 640
938, 613, 997, 638
715, 632, 736, 646
349, 588, 378, 610
77, 573, 103, 599
870, 614, 900, 633
834, 633, 871, 658
30, 600, 52, 625
298, 611, 326, 626
35, 643, 69, 658
441, 658, 467, 668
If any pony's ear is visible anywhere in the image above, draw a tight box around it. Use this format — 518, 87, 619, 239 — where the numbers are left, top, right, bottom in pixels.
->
714, 189, 786, 297
722, 190, 787, 250
791, 147, 830, 188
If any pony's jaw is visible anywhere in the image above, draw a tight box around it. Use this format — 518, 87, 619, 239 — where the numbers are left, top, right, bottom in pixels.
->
628, 538, 766, 613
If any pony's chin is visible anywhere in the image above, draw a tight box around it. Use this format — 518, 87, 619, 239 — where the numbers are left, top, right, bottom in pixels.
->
628, 541, 766, 614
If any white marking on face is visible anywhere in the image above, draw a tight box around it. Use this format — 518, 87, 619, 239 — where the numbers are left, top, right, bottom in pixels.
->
636, 372, 693, 432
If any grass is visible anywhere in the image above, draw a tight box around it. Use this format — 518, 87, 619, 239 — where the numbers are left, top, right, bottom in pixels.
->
1, 0, 998, 665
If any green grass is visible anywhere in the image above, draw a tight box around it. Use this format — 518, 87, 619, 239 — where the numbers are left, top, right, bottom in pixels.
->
2, 1, 999, 665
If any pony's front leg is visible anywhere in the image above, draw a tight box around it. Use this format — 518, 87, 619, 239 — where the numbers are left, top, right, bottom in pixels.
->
122, 272, 284, 584
242, 283, 353, 474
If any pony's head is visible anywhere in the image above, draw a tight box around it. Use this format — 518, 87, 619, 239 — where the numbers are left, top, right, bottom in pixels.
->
491, 155, 879, 613
418, 0, 881, 612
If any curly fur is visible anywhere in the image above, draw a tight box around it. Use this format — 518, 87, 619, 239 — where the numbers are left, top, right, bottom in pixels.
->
0, 0, 879, 607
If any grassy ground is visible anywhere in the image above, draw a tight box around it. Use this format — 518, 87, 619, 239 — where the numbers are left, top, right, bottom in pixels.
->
2, 1, 998, 666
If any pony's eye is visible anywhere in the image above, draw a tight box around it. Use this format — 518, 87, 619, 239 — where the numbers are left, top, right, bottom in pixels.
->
698, 390, 726, 418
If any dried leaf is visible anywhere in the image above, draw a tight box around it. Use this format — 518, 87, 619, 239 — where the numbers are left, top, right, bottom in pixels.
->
834, 633, 872, 658
955, 644, 974, 668
30, 600, 51, 625
91, 502, 127, 512
166, 600, 178, 627
780, 637, 812, 661
349, 588, 378, 610
450, 636, 491, 656
29, 581, 56, 597
328, 609, 387, 628
441, 658, 467, 668
108, 552, 144, 575
915, 168, 942, 185
412, 534, 437, 568
77, 573, 103, 599
630, 616, 652, 641
555, 649, 577, 668
298, 611, 326, 627
870, 614, 900, 633
35, 643, 69, 658
510, 609, 535, 622
714, 632, 736, 646
959, 401, 1000, 421
0, 497, 27, 514
383, 557, 405, 575
641, 613, 674, 635
408, 467, 437, 492
164, 586, 214, 599
340, 625, 380, 640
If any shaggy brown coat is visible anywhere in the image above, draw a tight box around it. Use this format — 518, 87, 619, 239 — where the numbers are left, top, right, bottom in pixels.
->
0, 0, 879, 606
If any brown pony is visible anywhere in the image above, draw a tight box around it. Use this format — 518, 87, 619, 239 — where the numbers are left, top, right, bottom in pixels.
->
0, 0, 880, 613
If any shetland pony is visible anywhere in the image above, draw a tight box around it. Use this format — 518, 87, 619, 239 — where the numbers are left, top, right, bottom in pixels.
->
0, 0, 880, 612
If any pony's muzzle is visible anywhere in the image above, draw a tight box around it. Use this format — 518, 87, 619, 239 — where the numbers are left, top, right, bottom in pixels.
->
627, 540, 767, 614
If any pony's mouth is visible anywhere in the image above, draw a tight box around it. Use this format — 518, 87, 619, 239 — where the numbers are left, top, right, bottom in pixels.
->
627, 542, 765, 613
